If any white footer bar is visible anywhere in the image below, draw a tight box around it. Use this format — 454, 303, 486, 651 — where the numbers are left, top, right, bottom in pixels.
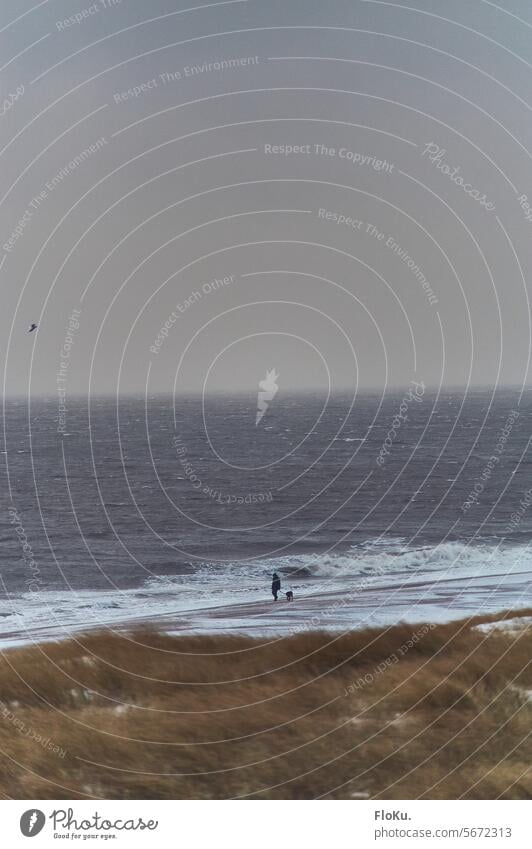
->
2, 799, 530, 848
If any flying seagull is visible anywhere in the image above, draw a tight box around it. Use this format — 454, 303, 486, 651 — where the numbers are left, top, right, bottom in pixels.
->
28, 323, 38, 333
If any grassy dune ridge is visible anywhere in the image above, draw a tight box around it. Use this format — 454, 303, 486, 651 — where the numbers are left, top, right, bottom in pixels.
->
0, 611, 531, 799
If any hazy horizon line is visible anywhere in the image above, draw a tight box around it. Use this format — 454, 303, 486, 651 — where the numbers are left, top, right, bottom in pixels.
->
2, 383, 528, 401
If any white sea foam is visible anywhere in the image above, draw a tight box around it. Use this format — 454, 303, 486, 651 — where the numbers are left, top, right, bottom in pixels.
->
1, 540, 531, 646
244, 540, 532, 581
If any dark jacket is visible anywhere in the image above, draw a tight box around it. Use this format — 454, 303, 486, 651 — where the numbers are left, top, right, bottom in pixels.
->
272, 573, 281, 593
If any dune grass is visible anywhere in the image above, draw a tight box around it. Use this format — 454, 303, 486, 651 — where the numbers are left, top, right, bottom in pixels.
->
0, 609, 530, 799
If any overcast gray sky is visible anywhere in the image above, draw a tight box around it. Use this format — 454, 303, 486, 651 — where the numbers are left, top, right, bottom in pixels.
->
2, 0, 532, 395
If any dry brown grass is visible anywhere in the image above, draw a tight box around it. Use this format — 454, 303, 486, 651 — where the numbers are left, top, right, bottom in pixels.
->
0, 610, 531, 799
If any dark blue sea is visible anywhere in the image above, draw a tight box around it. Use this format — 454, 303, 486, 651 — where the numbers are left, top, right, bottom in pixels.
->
1, 389, 531, 641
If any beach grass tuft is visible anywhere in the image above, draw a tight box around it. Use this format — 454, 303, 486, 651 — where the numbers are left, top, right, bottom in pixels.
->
0, 609, 531, 799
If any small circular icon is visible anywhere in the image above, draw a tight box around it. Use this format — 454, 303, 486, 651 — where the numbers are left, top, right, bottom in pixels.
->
20, 809, 45, 837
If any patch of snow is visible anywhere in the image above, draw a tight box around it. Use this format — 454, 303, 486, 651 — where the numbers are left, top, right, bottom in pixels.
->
510, 685, 532, 702
473, 616, 532, 634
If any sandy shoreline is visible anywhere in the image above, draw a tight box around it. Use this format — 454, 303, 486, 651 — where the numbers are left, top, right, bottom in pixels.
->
157, 569, 532, 636
2, 563, 531, 648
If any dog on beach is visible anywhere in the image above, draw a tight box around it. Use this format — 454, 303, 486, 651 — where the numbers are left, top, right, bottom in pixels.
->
285, 590, 294, 602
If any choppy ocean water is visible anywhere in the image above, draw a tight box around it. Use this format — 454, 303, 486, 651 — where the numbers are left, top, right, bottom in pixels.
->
1, 389, 531, 642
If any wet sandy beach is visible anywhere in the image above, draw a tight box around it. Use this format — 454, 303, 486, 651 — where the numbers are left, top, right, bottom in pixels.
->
2, 563, 530, 649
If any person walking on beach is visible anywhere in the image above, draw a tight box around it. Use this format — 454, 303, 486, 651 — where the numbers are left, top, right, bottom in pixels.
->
272, 572, 281, 601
